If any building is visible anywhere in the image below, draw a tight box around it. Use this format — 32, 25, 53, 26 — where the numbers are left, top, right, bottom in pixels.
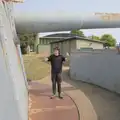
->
38, 33, 104, 55
38, 33, 76, 54
50, 36, 104, 56
39, 33, 76, 45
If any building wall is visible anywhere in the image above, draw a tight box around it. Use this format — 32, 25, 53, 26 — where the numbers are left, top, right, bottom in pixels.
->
59, 42, 62, 54
50, 40, 76, 56
39, 38, 61, 45
38, 45, 50, 55
63, 40, 76, 56
76, 39, 103, 49
50, 43, 58, 53
62, 41, 69, 56
39, 38, 60, 55
70, 49, 120, 94
39, 38, 52, 45
50, 39, 103, 56
70, 40, 77, 52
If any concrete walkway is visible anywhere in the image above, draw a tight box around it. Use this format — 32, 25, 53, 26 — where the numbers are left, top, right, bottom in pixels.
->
29, 67, 120, 120
29, 78, 79, 120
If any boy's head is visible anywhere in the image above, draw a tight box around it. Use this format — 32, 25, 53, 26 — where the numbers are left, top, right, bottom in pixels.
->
53, 47, 60, 56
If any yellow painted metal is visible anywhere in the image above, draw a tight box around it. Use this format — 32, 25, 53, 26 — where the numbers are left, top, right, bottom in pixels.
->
94, 13, 120, 21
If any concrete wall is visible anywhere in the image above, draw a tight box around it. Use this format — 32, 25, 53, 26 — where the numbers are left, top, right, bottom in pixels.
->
70, 49, 120, 94
0, 1, 28, 120
76, 40, 103, 49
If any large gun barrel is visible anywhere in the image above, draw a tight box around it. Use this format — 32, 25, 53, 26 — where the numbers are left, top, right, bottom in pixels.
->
15, 12, 120, 33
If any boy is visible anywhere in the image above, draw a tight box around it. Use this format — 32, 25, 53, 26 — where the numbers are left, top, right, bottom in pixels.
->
45, 47, 66, 99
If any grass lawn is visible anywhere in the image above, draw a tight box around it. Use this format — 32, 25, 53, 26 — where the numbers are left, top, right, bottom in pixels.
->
23, 53, 50, 80
23, 53, 69, 80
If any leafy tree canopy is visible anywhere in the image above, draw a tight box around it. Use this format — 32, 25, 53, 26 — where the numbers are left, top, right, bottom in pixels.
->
88, 35, 100, 40
18, 33, 37, 45
100, 34, 116, 47
70, 30, 85, 37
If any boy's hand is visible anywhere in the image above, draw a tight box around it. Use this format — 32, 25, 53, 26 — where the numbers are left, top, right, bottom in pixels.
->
66, 52, 69, 56
65, 57, 68, 61
63, 58, 67, 64
44, 57, 48, 62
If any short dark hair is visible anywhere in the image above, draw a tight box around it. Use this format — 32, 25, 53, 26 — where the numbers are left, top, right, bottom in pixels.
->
54, 47, 59, 50
54, 47, 60, 53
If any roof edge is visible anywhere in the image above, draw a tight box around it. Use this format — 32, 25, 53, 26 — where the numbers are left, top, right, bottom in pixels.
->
50, 36, 104, 44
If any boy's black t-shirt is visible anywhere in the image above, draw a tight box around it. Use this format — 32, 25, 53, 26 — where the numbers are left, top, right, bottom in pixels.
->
48, 54, 65, 73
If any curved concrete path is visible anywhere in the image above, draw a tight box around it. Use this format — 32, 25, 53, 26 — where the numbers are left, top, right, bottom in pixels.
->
29, 81, 79, 120
29, 67, 120, 120
63, 67, 120, 120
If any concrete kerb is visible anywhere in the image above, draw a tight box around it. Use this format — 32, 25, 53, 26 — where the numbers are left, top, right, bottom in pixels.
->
62, 71, 97, 120
63, 92, 80, 120
64, 90, 97, 120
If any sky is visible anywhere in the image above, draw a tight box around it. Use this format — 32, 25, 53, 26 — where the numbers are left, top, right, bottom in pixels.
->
14, 0, 120, 42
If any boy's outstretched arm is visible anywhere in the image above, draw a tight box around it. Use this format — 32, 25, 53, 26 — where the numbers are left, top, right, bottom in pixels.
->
62, 56, 68, 63
44, 55, 52, 62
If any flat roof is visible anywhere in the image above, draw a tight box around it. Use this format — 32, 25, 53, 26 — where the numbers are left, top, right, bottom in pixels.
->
50, 36, 104, 44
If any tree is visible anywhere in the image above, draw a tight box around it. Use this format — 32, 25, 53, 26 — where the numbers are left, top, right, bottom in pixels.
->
88, 35, 100, 40
18, 33, 37, 45
70, 30, 85, 37
18, 33, 37, 54
100, 34, 116, 47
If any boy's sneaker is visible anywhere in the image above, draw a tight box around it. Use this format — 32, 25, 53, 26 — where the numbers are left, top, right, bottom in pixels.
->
58, 95, 63, 99
50, 94, 56, 99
